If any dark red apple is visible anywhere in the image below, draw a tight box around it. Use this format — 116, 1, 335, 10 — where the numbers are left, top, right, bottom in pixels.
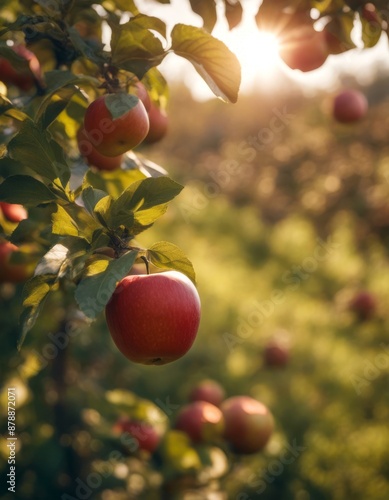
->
349, 290, 376, 321
279, 26, 329, 72
144, 101, 168, 144
221, 396, 274, 454
0, 241, 32, 283
0, 202, 28, 223
105, 271, 201, 365
113, 417, 161, 454
174, 401, 225, 443
333, 89, 368, 123
0, 44, 42, 91
189, 379, 225, 407
84, 93, 149, 156
264, 340, 290, 368
77, 127, 123, 170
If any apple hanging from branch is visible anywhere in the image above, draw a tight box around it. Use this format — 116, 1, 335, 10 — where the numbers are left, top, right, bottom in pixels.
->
105, 271, 201, 365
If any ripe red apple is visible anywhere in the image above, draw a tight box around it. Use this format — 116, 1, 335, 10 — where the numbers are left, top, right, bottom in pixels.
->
77, 127, 123, 170
333, 89, 368, 123
278, 26, 329, 72
105, 271, 201, 365
0, 241, 32, 283
0, 202, 28, 223
349, 290, 376, 321
130, 81, 151, 112
113, 417, 161, 454
0, 44, 42, 91
83, 93, 149, 157
189, 379, 225, 407
174, 401, 225, 443
221, 396, 274, 454
144, 101, 168, 144
264, 340, 290, 368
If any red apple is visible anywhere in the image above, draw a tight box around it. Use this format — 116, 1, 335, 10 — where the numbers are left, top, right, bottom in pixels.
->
83, 93, 149, 157
221, 396, 274, 454
0, 44, 42, 91
349, 290, 376, 321
174, 401, 225, 443
105, 271, 201, 365
113, 417, 161, 454
130, 81, 151, 111
264, 340, 290, 368
189, 379, 225, 407
0, 241, 32, 283
279, 26, 329, 72
333, 89, 368, 123
144, 101, 168, 144
0, 202, 28, 223
77, 127, 123, 170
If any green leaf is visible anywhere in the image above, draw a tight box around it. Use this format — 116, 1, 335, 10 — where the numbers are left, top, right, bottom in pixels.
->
148, 241, 196, 284
129, 14, 167, 38
171, 24, 241, 103
52, 205, 79, 237
94, 195, 113, 227
83, 167, 146, 199
0, 176, 57, 206
68, 26, 107, 65
110, 21, 166, 77
19, 275, 54, 349
75, 249, 138, 319
108, 177, 183, 229
189, 0, 217, 32
0, 94, 28, 121
38, 97, 71, 130
82, 187, 108, 214
34, 243, 69, 276
7, 121, 70, 187
360, 8, 382, 48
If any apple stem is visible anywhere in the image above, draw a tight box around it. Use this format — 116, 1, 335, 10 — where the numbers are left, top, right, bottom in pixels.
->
141, 255, 150, 275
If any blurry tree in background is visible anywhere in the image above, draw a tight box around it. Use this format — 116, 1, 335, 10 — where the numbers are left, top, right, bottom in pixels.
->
1, 1, 389, 499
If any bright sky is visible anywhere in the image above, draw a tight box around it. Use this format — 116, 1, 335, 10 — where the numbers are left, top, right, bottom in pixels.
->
140, 0, 389, 100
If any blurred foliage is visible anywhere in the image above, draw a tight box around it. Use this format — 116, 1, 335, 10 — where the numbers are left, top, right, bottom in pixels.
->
2, 69, 389, 498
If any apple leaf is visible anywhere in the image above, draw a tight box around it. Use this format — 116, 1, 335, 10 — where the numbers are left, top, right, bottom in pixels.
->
107, 177, 183, 229
75, 249, 138, 319
110, 21, 166, 77
34, 243, 70, 277
0, 175, 58, 206
147, 241, 196, 284
18, 275, 55, 350
188, 0, 217, 32
360, 10, 382, 48
171, 24, 241, 103
7, 121, 70, 187
83, 168, 146, 199
68, 26, 107, 65
52, 205, 79, 238
82, 187, 109, 214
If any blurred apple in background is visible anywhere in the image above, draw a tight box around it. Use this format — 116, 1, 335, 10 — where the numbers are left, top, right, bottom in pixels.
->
113, 417, 161, 454
189, 379, 225, 407
333, 89, 368, 123
221, 396, 274, 454
0, 202, 28, 223
174, 401, 225, 443
349, 290, 376, 321
264, 339, 290, 368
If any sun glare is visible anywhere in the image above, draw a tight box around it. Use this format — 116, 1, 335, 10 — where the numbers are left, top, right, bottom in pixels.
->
221, 23, 282, 91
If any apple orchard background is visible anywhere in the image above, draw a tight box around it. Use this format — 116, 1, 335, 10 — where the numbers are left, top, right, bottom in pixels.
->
2, 1, 389, 500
